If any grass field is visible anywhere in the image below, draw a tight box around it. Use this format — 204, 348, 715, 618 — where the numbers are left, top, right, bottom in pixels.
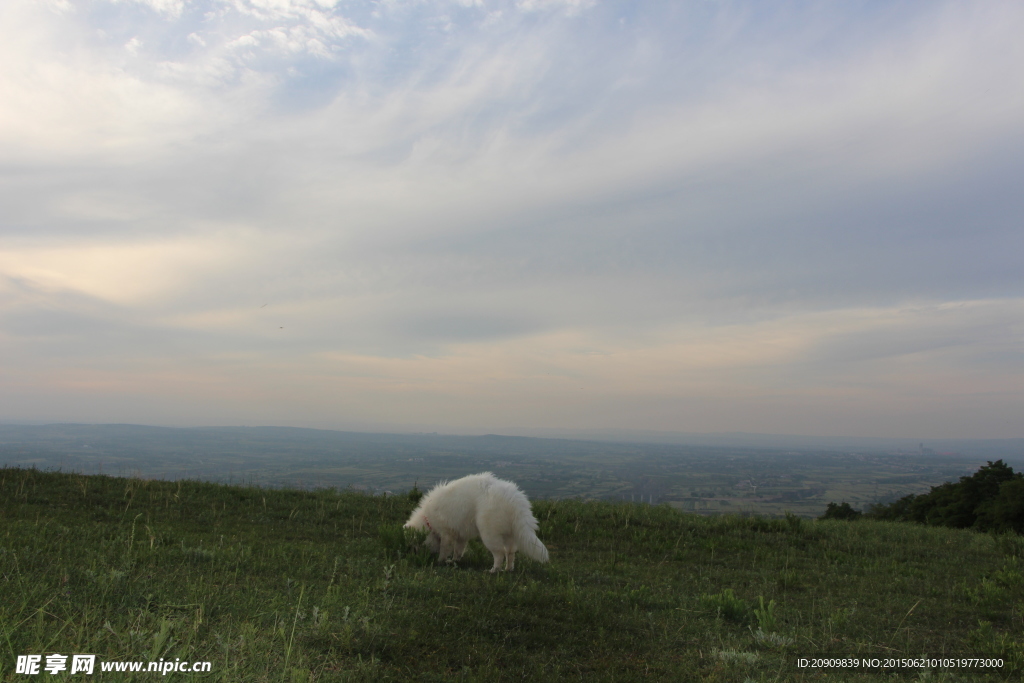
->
2, 467, 1022, 681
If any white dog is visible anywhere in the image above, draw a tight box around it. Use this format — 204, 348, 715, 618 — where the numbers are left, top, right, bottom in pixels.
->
405, 472, 549, 572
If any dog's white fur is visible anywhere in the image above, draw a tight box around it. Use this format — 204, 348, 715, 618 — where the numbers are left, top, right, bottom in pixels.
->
404, 472, 549, 572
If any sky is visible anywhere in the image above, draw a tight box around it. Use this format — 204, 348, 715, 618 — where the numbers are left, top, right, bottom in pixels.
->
1, 0, 1022, 439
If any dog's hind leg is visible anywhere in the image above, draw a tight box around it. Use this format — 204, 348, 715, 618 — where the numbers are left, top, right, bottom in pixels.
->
481, 530, 504, 572
482, 533, 517, 572
487, 548, 505, 573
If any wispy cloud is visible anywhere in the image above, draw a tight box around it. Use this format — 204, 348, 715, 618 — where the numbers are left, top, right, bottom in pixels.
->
1, 0, 1022, 437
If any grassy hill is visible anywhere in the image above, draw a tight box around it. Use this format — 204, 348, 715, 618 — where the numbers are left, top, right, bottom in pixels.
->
1, 467, 1022, 681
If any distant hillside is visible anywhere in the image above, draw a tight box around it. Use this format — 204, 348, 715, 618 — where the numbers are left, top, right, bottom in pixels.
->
1, 466, 1021, 681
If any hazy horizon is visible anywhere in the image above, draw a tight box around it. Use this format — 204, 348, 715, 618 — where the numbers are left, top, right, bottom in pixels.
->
3, 420, 1023, 454
3, 1, 1023, 439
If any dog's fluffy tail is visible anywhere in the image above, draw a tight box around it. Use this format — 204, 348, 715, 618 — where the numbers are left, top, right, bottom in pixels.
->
515, 513, 550, 563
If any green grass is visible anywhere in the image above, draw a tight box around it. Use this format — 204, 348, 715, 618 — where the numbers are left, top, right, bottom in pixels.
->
1, 467, 1022, 681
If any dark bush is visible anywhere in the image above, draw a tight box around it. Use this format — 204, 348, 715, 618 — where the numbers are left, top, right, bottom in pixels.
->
820, 502, 862, 521
867, 461, 1024, 533
975, 478, 1024, 534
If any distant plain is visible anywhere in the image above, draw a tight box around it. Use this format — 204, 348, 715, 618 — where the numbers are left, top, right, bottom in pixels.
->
3, 424, 1020, 518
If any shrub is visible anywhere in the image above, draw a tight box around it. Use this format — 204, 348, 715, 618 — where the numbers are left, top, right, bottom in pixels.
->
820, 502, 862, 521
975, 478, 1024, 534
867, 461, 1024, 532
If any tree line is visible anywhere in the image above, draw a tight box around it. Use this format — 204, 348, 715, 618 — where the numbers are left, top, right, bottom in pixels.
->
820, 460, 1024, 533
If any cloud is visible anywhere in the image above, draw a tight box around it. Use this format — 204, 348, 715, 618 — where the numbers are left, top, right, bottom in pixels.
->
0, 234, 258, 306
516, 0, 595, 16
1, 0, 1023, 435
115, 0, 187, 19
